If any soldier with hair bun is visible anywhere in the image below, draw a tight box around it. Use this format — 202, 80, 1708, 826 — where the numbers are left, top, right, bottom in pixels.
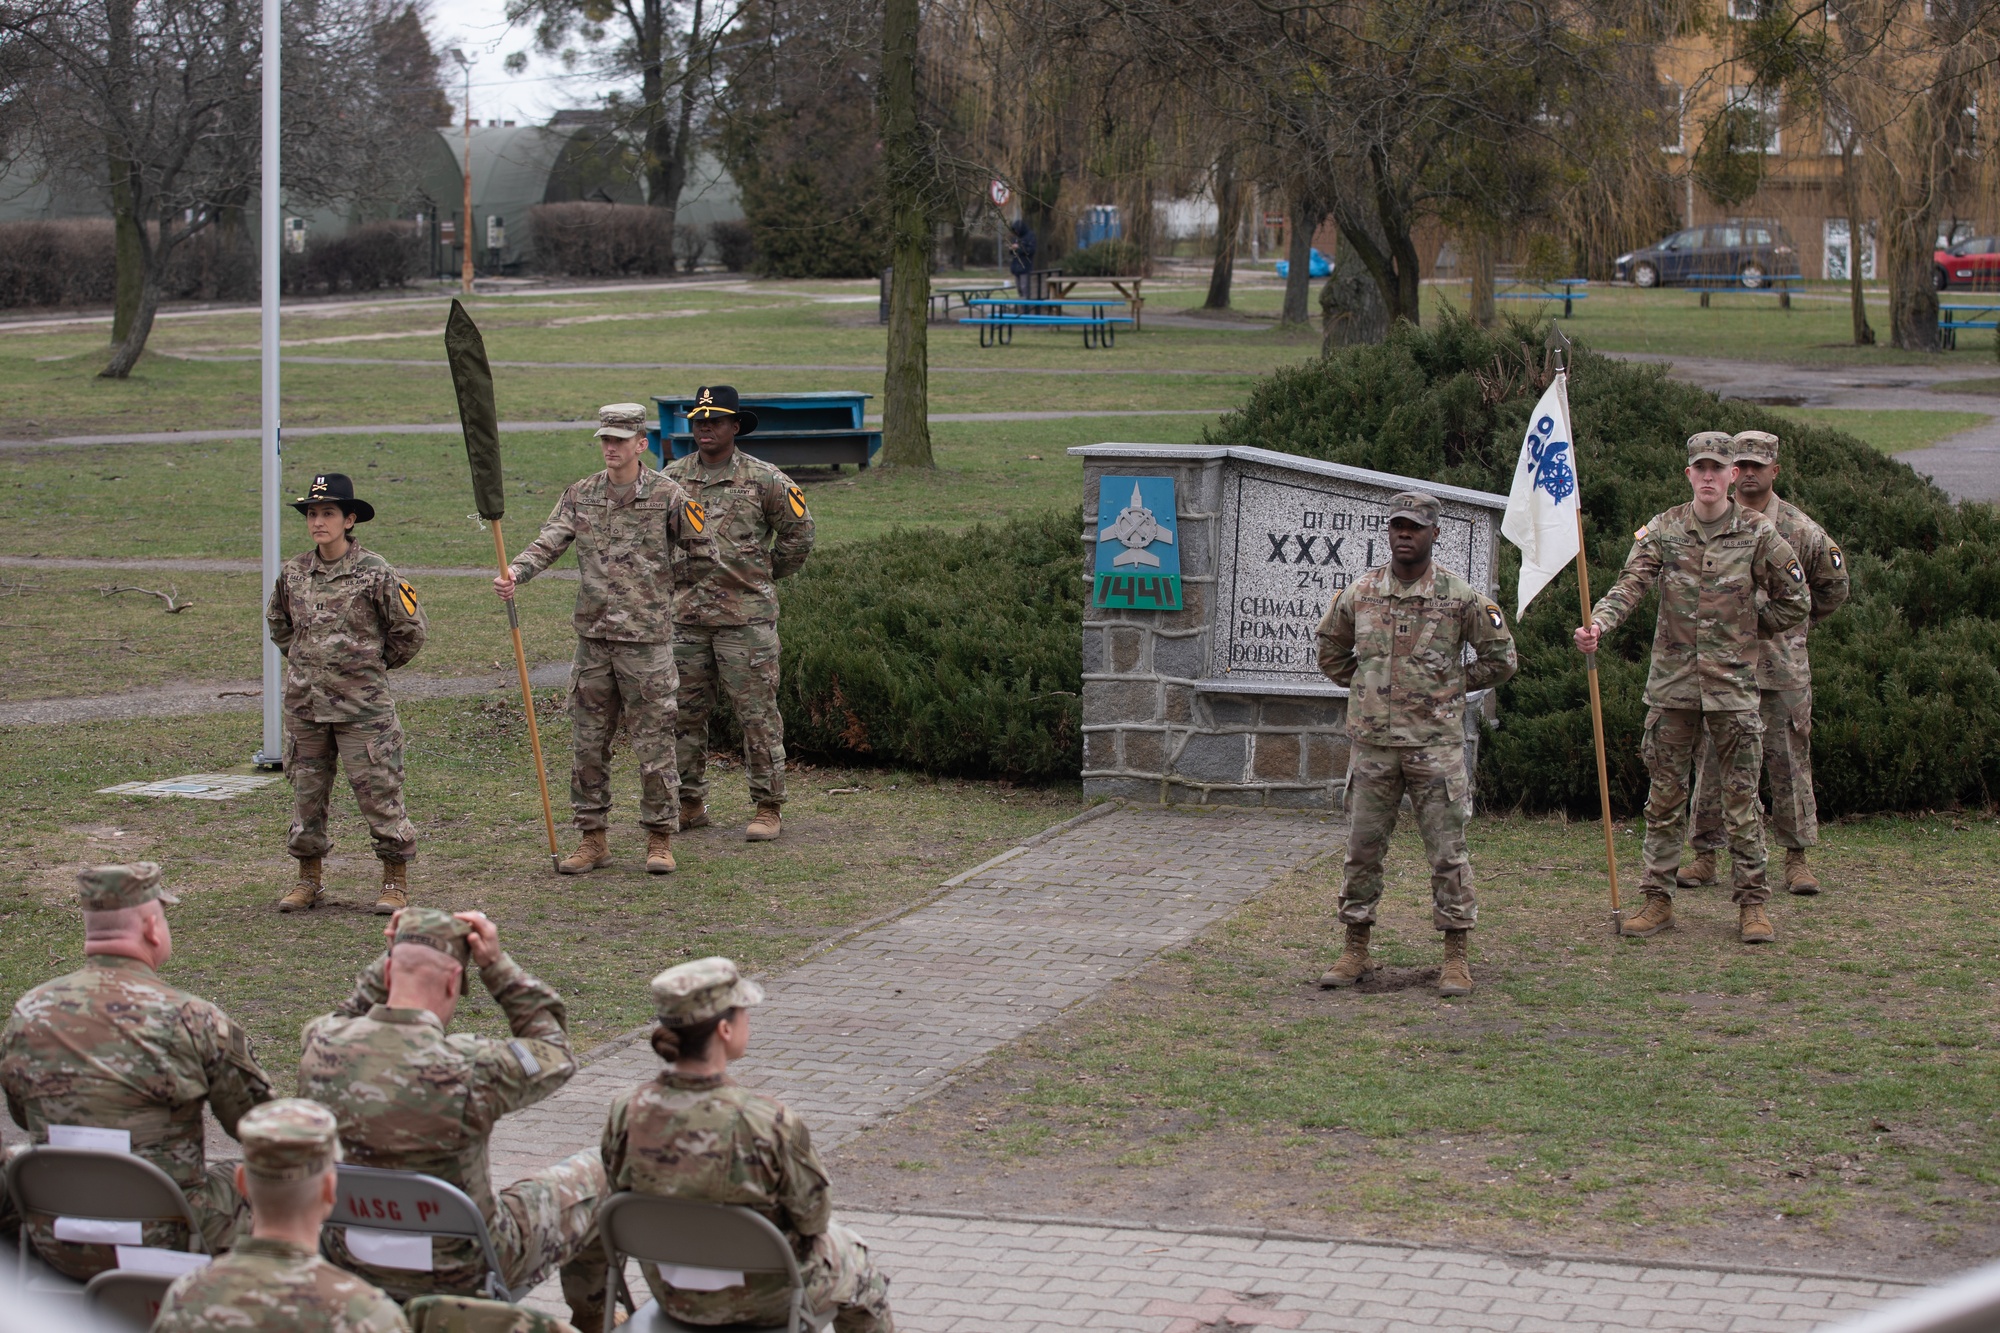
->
600, 956, 894, 1333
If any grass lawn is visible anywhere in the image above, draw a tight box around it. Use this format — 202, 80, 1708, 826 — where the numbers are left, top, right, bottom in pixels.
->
1762, 407, 1991, 453
832, 812, 2000, 1278
0, 701, 1089, 1082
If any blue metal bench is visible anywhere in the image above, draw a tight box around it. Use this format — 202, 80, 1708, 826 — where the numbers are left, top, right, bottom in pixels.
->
961, 298, 1132, 348
1684, 272, 1804, 308
1489, 278, 1590, 318
1938, 303, 2000, 350
648, 391, 882, 471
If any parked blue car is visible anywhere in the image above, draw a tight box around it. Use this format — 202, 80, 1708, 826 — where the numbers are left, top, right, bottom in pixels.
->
1274, 248, 1331, 279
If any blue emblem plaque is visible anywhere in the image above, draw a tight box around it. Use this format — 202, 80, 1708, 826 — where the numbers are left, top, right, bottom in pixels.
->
1093, 476, 1182, 610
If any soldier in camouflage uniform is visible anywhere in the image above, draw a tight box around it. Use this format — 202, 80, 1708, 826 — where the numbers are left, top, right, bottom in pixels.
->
269, 473, 429, 914
1314, 491, 1517, 997
1575, 434, 1811, 943
297, 908, 608, 1329
497, 404, 713, 876
1681, 430, 1850, 896
663, 386, 816, 843
0, 863, 273, 1279
601, 957, 894, 1332
155, 1099, 408, 1333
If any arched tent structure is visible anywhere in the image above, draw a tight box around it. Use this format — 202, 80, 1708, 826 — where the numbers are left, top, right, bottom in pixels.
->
422, 124, 647, 271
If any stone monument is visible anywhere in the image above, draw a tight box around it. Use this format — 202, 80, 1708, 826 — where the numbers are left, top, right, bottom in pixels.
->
1071, 443, 1509, 807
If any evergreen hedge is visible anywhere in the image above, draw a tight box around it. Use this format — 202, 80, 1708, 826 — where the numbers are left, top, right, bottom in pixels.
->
774, 510, 1084, 780
1204, 312, 2000, 816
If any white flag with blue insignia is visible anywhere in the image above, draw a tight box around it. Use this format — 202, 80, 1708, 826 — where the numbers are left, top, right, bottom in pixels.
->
1501, 372, 1581, 617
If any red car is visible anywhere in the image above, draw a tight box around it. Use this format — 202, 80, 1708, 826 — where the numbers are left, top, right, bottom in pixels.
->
1935, 236, 2000, 290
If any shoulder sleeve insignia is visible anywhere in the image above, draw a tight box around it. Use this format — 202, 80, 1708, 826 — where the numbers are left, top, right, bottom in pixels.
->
1485, 603, 1504, 630
684, 499, 706, 534
397, 581, 418, 616
507, 1039, 542, 1079
786, 485, 807, 519
1786, 558, 1805, 583
1828, 545, 1843, 569
1633, 524, 1648, 542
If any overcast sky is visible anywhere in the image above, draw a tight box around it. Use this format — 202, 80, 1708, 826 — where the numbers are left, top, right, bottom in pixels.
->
426, 0, 612, 126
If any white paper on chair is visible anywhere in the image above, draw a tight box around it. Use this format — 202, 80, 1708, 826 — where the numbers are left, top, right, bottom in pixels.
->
48, 1125, 133, 1153
345, 1226, 434, 1271
114, 1246, 211, 1276
657, 1263, 746, 1291
52, 1217, 143, 1246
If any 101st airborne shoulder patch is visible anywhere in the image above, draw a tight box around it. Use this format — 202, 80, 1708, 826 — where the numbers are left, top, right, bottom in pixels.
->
684, 499, 706, 533
1786, 558, 1805, 583
1829, 544, 1844, 570
1485, 603, 1504, 630
397, 581, 419, 616
786, 484, 807, 519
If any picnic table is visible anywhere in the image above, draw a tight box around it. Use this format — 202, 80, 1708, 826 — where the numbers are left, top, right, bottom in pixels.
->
876, 270, 1011, 323
1685, 272, 1803, 309
648, 391, 882, 470
1043, 275, 1146, 330
1938, 302, 2000, 350
1487, 277, 1589, 318
960, 297, 1132, 349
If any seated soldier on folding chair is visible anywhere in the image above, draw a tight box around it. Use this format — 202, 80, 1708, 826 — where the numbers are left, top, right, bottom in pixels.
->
601, 957, 894, 1332
1, 863, 273, 1279
298, 909, 608, 1330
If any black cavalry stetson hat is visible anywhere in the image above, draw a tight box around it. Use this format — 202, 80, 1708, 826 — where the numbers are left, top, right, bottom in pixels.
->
686, 385, 758, 436
291, 473, 375, 523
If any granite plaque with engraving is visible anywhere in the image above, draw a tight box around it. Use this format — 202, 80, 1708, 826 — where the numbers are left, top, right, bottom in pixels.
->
1070, 443, 1506, 807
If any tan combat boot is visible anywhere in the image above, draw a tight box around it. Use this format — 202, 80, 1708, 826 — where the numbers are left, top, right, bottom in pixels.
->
278, 857, 323, 913
1438, 929, 1474, 996
678, 798, 710, 831
1621, 892, 1674, 937
372, 860, 409, 915
1676, 850, 1718, 887
1739, 902, 1776, 943
646, 831, 677, 875
745, 803, 783, 842
559, 830, 612, 875
1318, 924, 1375, 988
1784, 848, 1821, 896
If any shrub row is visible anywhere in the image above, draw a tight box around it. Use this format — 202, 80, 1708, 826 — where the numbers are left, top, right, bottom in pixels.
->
772, 510, 1085, 781
284, 222, 422, 295
0, 219, 260, 308
1207, 312, 2000, 816
529, 204, 751, 277
1060, 239, 1148, 277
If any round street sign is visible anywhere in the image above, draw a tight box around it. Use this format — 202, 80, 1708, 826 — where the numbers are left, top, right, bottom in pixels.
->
989, 179, 1011, 207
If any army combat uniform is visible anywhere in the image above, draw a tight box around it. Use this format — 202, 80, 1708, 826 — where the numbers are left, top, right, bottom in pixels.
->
297, 909, 607, 1328
1687, 432, 1849, 892
1315, 491, 1517, 996
1590, 435, 1811, 940
506, 405, 712, 873
602, 957, 893, 1333
664, 389, 815, 839
269, 474, 427, 911
0, 864, 272, 1279
156, 1099, 408, 1333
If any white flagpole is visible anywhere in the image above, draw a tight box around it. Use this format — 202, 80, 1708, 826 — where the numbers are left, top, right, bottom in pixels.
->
254, 0, 282, 769
1546, 327, 1621, 931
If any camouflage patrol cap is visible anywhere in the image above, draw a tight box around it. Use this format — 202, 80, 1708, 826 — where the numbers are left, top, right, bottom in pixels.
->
652, 956, 765, 1027
1730, 430, 1780, 465
1686, 431, 1736, 466
239, 1098, 342, 1181
391, 906, 473, 963
77, 862, 179, 911
1385, 490, 1441, 528
595, 403, 649, 440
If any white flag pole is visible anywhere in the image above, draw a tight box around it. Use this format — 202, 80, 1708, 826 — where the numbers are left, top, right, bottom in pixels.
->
1547, 326, 1621, 931
253, 0, 282, 769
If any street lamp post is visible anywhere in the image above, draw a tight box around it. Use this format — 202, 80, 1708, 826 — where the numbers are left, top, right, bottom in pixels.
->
253, 0, 281, 769
451, 48, 474, 296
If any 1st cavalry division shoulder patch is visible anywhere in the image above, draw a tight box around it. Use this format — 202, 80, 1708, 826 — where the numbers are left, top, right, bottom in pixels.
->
684, 499, 706, 533
398, 581, 419, 616
786, 485, 807, 519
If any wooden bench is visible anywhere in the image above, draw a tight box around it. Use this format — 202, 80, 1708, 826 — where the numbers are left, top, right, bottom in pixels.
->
1488, 278, 1590, 318
1685, 272, 1804, 308
648, 391, 882, 471
1043, 275, 1146, 330
1939, 303, 2000, 350
929, 285, 1008, 321
960, 298, 1132, 348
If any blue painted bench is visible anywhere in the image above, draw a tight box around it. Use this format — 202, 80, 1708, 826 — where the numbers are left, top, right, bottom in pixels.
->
960, 298, 1132, 348
648, 391, 882, 471
1489, 278, 1590, 318
1939, 304, 2000, 350
1685, 272, 1804, 308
